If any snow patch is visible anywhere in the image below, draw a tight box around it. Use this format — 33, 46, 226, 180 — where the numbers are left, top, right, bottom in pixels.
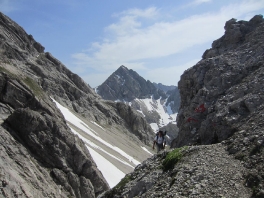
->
90, 121, 105, 131
150, 123, 159, 132
141, 146, 153, 155
94, 87, 98, 93
137, 110, 145, 117
166, 102, 173, 115
86, 145, 125, 188
51, 97, 140, 166
135, 96, 177, 128
70, 127, 134, 168
51, 98, 98, 135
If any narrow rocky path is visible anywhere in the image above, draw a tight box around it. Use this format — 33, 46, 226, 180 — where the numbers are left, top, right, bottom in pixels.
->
104, 143, 252, 198
164, 144, 251, 198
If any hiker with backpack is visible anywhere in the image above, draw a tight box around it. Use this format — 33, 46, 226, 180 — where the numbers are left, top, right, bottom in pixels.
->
152, 130, 166, 153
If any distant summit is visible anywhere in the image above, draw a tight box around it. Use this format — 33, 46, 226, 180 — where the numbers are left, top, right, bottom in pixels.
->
153, 82, 176, 93
96, 65, 166, 101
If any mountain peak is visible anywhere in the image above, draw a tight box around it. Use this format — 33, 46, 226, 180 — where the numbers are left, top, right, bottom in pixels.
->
97, 66, 167, 101
119, 65, 129, 71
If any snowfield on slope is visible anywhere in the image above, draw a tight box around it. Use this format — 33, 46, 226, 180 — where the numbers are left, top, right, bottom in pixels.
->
134, 97, 177, 131
51, 98, 153, 187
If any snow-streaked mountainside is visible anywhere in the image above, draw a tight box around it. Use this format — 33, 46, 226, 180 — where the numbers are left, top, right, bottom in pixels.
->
96, 65, 180, 142
51, 98, 153, 188
0, 12, 156, 197
133, 97, 177, 131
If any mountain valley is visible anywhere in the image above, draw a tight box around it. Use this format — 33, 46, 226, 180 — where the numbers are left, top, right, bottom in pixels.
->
96, 65, 180, 143
0, 10, 264, 198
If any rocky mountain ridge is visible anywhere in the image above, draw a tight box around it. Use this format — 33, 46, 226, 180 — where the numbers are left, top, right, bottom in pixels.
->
0, 12, 154, 197
96, 66, 180, 140
100, 15, 264, 198
153, 82, 176, 93
96, 66, 167, 102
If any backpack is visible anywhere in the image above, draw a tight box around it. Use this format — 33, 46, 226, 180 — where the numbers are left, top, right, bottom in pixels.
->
156, 131, 167, 144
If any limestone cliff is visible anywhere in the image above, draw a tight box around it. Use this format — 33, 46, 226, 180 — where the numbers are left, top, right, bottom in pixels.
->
0, 12, 153, 197
173, 15, 264, 147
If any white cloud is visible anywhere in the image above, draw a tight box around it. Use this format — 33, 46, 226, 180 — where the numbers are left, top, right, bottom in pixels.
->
114, 7, 159, 19
71, 0, 264, 87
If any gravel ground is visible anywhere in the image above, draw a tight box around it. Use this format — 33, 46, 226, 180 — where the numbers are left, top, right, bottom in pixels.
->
101, 143, 252, 198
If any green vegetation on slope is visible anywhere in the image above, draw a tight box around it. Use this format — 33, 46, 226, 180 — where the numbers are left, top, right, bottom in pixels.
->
0, 66, 44, 97
162, 146, 187, 171
23, 76, 43, 97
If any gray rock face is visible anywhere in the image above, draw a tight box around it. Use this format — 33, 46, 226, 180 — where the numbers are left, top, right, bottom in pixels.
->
153, 82, 176, 93
0, 72, 108, 197
115, 102, 153, 144
0, 12, 44, 58
165, 88, 181, 113
97, 65, 167, 101
173, 15, 264, 147
0, 11, 154, 197
172, 15, 264, 196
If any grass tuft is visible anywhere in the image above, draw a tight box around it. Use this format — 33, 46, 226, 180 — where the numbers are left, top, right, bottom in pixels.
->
23, 77, 43, 97
162, 146, 187, 171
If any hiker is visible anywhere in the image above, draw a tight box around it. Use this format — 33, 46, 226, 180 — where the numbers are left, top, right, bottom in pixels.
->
152, 130, 166, 153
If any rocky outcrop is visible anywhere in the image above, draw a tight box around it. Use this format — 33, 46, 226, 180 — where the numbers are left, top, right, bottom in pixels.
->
0, 72, 108, 197
172, 15, 264, 196
97, 65, 167, 101
173, 15, 264, 146
115, 102, 153, 144
0, 12, 44, 58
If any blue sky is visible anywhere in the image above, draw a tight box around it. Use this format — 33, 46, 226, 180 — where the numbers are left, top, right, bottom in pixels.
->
1, 0, 264, 87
